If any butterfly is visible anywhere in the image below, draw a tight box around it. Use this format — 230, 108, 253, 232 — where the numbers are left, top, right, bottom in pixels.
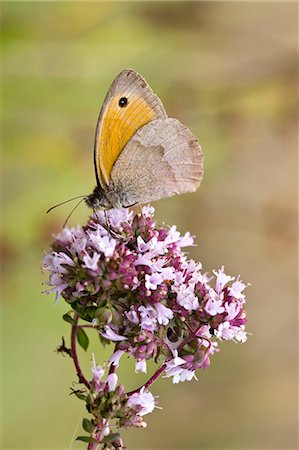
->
48, 69, 204, 220
85, 69, 204, 210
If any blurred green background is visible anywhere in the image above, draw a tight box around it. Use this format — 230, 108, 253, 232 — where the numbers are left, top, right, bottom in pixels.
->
1, 2, 297, 449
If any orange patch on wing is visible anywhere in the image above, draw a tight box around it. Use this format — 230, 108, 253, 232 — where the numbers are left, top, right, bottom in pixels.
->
97, 93, 157, 186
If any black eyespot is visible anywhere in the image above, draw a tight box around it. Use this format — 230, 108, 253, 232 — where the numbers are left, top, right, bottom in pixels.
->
119, 97, 128, 107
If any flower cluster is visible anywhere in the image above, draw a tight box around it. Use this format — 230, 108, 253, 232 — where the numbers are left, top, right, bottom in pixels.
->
71, 354, 156, 448
43, 206, 249, 448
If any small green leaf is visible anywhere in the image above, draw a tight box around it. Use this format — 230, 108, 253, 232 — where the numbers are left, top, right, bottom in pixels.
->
62, 313, 75, 325
77, 328, 89, 351
76, 435, 91, 442
102, 432, 120, 443
82, 418, 95, 433
72, 304, 93, 322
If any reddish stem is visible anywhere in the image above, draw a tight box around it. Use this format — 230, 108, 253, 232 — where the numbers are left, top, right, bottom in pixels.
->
87, 442, 100, 450
88, 420, 110, 449
108, 344, 118, 375
178, 324, 202, 351
87, 441, 100, 450
127, 363, 166, 396
71, 313, 90, 389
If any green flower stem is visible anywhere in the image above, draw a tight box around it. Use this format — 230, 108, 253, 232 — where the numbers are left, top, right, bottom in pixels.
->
71, 313, 90, 389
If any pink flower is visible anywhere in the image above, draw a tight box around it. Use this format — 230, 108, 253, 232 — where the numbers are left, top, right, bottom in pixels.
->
44, 252, 75, 274
229, 277, 248, 300
215, 322, 247, 343
213, 266, 234, 293
102, 419, 110, 436
178, 232, 194, 247
134, 252, 153, 267
138, 305, 157, 332
164, 351, 197, 384
159, 266, 175, 281
137, 236, 166, 257
135, 359, 147, 373
142, 205, 155, 218
127, 387, 156, 416
91, 353, 104, 384
125, 308, 139, 324
136, 236, 151, 253
45, 273, 69, 302
109, 350, 125, 368
164, 225, 181, 244
70, 236, 87, 255
82, 252, 100, 271
100, 326, 127, 342
174, 284, 199, 311
104, 208, 133, 229
154, 303, 173, 326
173, 271, 185, 286
145, 273, 164, 290
106, 373, 118, 392
88, 233, 116, 257
224, 301, 241, 320
204, 289, 225, 316
54, 225, 85, 245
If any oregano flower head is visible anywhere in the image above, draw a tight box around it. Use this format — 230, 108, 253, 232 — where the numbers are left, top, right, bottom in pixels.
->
43, 206, 249, 449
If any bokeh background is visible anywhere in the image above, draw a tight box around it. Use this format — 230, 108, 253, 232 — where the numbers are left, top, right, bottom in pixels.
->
1, 2, 297, 449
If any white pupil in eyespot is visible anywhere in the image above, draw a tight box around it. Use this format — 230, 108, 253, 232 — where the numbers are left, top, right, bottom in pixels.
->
119, 97, 128, 107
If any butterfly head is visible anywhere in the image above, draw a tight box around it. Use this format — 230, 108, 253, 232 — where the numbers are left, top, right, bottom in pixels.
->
85, 185, 113, 210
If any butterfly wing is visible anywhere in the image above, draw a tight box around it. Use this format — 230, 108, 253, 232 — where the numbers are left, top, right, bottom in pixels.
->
94, 69, 167, 187
109, 118, 203, 207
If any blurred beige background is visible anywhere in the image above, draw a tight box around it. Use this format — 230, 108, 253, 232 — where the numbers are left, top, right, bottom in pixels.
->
1, 2, 297, 449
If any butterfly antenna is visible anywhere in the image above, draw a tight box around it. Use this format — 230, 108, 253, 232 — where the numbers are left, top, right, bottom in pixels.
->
63, 198, 86, 228
47, 195, 87, 214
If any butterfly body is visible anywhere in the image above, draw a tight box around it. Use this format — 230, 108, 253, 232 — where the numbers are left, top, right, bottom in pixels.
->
86, 69, 203, 210
86, 183, 134, 210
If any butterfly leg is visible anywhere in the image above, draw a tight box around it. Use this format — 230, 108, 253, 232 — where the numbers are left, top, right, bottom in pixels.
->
104, 210, 111, 234
103, 210, 130, 241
